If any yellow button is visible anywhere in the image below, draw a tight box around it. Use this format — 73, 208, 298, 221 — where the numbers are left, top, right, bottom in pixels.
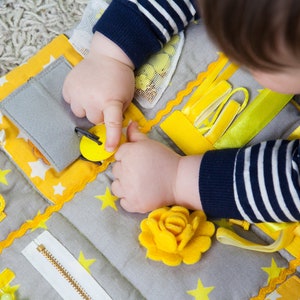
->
79, 124, 115, 162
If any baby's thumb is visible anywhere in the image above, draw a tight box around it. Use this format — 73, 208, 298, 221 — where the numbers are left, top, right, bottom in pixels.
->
127, 122, 147, 142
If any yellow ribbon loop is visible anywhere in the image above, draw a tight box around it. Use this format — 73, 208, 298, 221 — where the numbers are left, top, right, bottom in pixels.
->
216, 223, 298, 252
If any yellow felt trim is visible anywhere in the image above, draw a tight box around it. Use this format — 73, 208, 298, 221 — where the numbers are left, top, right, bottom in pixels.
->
251, 257, 300, 300
160, 111, 214, 154
276, 275, 300, 298
0, 35, 82, 101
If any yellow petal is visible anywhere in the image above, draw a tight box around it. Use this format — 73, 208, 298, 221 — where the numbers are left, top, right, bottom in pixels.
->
177, 224, 194, 251
190, 210, 207, 222
190, 215, 200, 231
181, 236, 212, 265
140, 219, 151, 233
147, 248, 182, 266
165, 215, 187, 235
148, 207, 169, 221
138, 232, 155, 248
194, 221, 215, 237
170, 206, 190, 218
154, 230, 178, 252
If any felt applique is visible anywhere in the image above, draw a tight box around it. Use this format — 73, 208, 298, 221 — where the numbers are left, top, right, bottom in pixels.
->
261, 258, 285, 284
0, 169, 10, 186
0, 268, 19, 300
78, 251, 96, 274
187, 279, 215, 300
95, 187, 118, 211
138, 206, 215, 266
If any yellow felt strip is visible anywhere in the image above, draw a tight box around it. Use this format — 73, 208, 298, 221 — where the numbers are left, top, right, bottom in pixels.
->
160, 111, 214, 154
251, 256, 300, 299
0, 268, 15, 288
206, 100, 240, 144
214, 89, 293, 149
185, 80, 232, 125
288, 125, 300, 140
182, 53, 229, 114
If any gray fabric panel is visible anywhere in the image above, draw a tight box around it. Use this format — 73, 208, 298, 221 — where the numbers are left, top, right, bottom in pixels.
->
0, 57, 92, 171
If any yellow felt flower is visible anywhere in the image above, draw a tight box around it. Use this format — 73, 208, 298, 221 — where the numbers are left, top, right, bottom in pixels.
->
138, 206, 215, 266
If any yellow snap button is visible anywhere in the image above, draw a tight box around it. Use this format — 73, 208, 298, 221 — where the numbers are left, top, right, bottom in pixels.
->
79, 124, 115, 162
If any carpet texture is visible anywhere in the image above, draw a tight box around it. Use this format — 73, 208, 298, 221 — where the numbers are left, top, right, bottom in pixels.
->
0, 0, 89, 76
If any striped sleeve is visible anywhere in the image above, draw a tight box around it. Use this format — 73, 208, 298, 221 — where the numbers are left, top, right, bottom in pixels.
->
200, 140, 300, 223
93, 0, 198, 68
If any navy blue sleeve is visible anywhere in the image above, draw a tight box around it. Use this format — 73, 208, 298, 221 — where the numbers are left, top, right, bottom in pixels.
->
93, 0, 198, 68
200, 140, 300, 223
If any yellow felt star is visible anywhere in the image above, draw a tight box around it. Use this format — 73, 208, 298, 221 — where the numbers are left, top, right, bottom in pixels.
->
262, 258, 284, 284
187, 279, 215, 300
0, 169, 11, 185
78, 251, 96, 274
95, 187, 118, 211
27, 211, 50, 231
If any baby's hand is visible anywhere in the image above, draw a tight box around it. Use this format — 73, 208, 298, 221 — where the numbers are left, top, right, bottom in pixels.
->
63, 32, 135, 152
112, 122, 203, 213
112, 122, 180, 213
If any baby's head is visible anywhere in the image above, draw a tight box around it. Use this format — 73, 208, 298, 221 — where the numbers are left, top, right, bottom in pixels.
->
198, 0, 300, 94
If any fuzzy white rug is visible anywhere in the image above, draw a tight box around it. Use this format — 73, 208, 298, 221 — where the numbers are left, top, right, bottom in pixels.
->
0, 0, 89, 76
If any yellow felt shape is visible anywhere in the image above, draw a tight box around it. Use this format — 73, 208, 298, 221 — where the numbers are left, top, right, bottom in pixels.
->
79, 124, 116, 162
138, 206, 215, 266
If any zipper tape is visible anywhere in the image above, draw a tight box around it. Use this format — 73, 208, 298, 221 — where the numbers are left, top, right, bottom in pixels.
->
22, 231, 111, 300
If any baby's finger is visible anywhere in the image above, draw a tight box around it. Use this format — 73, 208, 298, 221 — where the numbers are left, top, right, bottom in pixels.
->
111, 179, 123, 198
70, 102, 86, 118
103, 101, 124, 152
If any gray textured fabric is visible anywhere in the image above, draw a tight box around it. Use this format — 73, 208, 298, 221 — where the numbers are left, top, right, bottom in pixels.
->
0, 57, 92, 171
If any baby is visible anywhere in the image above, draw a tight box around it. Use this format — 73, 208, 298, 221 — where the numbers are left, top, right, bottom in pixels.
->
63, 0, 300, 223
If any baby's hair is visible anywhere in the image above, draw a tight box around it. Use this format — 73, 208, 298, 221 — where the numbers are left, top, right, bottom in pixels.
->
198, 0, 300, 71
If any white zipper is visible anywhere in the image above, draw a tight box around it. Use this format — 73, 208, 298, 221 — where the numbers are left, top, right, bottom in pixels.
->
22, 231, 112, 300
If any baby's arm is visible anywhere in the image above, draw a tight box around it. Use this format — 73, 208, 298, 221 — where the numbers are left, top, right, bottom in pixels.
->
113, 124, 300, 223
63, 0, 198, 151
